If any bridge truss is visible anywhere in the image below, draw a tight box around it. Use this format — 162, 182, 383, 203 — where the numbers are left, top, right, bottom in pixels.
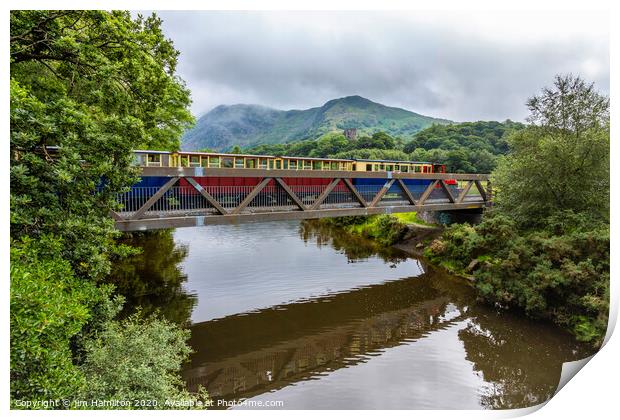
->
111, 167, 491, 231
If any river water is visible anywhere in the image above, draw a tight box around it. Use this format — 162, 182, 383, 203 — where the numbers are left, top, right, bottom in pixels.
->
110, 220, 594, 410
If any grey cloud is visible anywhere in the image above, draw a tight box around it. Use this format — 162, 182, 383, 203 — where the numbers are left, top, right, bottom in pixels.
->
154, 10, 609, 122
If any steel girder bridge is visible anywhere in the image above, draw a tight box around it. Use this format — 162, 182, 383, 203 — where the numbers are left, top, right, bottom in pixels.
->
111, 167, 492, 231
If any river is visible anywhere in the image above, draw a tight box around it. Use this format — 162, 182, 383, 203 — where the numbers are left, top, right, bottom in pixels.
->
110, 220, 594, 410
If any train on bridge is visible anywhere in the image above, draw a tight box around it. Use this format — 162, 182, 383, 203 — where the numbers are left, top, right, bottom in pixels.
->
134, 149, 448, 174
132, 149, 456, 192
108, 149, 489, 230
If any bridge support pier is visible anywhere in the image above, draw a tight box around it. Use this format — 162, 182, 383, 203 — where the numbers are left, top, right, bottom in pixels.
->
417, 208, 484, 226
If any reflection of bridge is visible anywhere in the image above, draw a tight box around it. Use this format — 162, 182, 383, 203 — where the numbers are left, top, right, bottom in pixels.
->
182, 272, 470, 402
112, 167, 491, 231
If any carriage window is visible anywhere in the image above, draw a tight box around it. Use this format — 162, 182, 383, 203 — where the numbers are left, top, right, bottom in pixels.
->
283, 160, 289, 169
331, 162, 339, 170
180, 156, 189, 167
235, 158, 244, 168
312, 161, 322, 170
189, 156, 201, 167
208, 157, 220, 168
275, 159, 282, 169
221, 157, 233, 168
245, 158, 256, 169
259, 159, 268, 169
289, 160, 297, 170
379, 164, 385, 171
304, 160, 312, 170
135, 154, 147, 166
147, 154, 162, 167
386, 164, 394, 171
401, 165, 409, 173
269, 159, 275, 169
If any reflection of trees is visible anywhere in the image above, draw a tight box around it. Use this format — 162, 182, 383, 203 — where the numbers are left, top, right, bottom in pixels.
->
459, 306, 595, 409
108, 229, 196, 325
299, 220, 409, 264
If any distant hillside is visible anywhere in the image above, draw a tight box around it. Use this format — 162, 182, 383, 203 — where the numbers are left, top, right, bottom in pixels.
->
181, 95, 451, 151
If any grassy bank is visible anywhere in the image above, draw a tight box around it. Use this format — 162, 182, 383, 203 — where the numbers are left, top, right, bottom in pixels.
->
324, 212, 431, 246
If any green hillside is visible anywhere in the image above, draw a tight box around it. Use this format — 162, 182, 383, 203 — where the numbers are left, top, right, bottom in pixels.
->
181, 95, 451, 151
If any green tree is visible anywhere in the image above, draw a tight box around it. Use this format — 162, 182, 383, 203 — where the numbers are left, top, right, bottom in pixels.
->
310, 132, 351, 157
330, 148, 409, 161
425, 75, 610, 346
493, 74, 609, 226
78, 314, 211, 409
405, 121, 523, 171
10, 11, 201, 406
230, 145, 242, 154
355, 131, 396, 150
10, 236, 108, 402
10, 10, 194, 279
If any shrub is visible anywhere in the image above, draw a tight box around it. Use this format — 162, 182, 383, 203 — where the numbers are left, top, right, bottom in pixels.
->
10, 236, 108, 403
427, 212, 609, 346
77, 313, 210, 409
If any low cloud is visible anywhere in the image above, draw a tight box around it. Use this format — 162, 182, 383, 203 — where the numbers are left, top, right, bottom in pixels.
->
154, 10, 609, 122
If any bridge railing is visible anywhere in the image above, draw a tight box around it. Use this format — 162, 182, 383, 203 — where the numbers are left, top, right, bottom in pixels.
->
110, 168, 491, 230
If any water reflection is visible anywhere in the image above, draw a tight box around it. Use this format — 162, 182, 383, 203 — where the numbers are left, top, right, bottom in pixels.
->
111, 222, 594, 409
183, 269, 471, 401
175, 221, 423, 322
109, 230, 197, 325
459, 307, 590, 409
299, 219, 410, 264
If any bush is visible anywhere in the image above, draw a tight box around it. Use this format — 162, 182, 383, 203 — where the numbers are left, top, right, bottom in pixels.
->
10, 236, 108, 403
10, 235, 210, 409
77, 313, 210, 409
426, 211, 609, 346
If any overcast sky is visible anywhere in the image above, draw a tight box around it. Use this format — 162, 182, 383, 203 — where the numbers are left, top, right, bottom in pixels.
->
153, 10, 609, 122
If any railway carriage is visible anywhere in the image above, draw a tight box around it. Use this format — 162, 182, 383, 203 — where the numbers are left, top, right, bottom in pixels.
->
129, 150, 456, 208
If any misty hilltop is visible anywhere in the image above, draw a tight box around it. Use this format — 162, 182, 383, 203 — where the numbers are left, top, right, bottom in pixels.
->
181, 95, 451, 152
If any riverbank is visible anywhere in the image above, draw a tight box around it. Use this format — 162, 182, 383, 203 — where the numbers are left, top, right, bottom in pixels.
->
321, 212, 446, 257
319, 212, 608, 349
321, 212, 441, 248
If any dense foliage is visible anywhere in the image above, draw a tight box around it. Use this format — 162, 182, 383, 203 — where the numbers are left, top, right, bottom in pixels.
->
406, 120, 524, 173
77, 314, 210, 409
181, 95, 449, 151
426, 75, 610, 346
10, 11, 204, 408
10, 10, 193, 279
10, 236, 109, 402
245, 120, 522, 173
493, 78, 609, 226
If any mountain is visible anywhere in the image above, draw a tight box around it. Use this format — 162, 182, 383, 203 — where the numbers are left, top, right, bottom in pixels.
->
181, 95, 452, 152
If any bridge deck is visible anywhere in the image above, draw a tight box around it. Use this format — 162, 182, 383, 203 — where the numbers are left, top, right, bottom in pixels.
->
112, 168, 491, 231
